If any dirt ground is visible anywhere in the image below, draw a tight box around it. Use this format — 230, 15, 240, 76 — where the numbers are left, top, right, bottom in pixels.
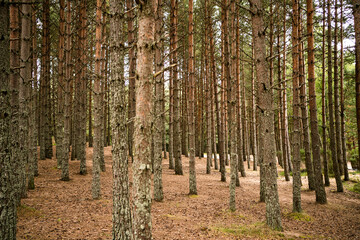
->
17, 146, 360, 239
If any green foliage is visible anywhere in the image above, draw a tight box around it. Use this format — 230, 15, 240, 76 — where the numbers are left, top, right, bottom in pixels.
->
348, 148, 359, 170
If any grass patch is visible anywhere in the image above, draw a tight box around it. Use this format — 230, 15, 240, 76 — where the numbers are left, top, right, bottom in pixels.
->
285, 212, 313, 222
211, 222, 285, 239
188, 194, 199, 199
279, 169, 307, 177
345, 182, 360, 194
18, 204, 43, 218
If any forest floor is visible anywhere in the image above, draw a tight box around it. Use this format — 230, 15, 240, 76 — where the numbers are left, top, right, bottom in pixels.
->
17, 146, 360, 240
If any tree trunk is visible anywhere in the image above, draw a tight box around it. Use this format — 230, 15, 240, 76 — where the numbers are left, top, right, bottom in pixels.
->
299, 16, 315, 191
56, 0, 65, 172
109, 1, 133, 238
354, 0, 360, 171
154, 0, 164, 201
228, 0, 239, 212
334, 0, 344, 177
79, 0, 87, 175
249, 0, 282, 230
340, 0, 349, 181
10, 0, 22, 203
188, 0, 197, 195
62, 0, 72, 181
281, 0, 290, 182
322, 0, 330, 186
20, 0, 33, 197
306, 0, 327, 203
236, 13, 245, 178
291, 0, 302, 212
0, 3, 17, 238
205, 0, 212, 175
132, 1, 155, 238
92, 0, 103, 199
127, 0, 136, 162
327, 0, 343, 192
172, 0, 183, 175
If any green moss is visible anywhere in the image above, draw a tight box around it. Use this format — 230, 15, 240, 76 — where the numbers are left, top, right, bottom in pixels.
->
18, 204, 43, 218
285, 212, 313, 222
346, 182, 360, 194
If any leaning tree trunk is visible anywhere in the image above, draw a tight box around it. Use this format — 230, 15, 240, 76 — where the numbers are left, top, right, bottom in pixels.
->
0, 4, 17, 239
132, 1, 155, 239
109, 1, 133, 238
249, 0, 282, 230
306, 0, 327, 203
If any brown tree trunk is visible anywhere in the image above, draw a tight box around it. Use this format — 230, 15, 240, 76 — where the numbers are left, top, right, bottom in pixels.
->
281, 0, 290, 182
188, 0, 197, 195
62, 0, 72, 181
327, 0, 343, 192
291, 0, 302, 212
109, 1, 133, 238
229, 0, 238, 212
92, 0, 103, 199
236, 13, 245, 178
334, 0, 344, 177
340, 0, 349, 181
132, 1, 155, 238
249, 0, 282, 230
307, 0, 327, 203
172, 0, 183, 175
322, 0, 330, 186
10, 0, 22, 203
154, 0, 165, 201
205, 0, 212, 174
354, 0, 360, 171
79, 0, 87, 175
127, 0, 136, 162
56, 0, 65, 172
0, 4, 17, 238
299, 15, 315, 191
20, 0, 33, 197
219, 0, 226, 182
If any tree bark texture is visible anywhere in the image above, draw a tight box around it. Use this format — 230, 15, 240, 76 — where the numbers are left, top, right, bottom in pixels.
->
306, 0, 327, 203
249, 0, 282, 230
0, 4, 17, 238
327, 0, 343, 192
188, 0, 197, 195
154, 0, 164, 201
109, 1, 133, 238
132, 1, 155, 239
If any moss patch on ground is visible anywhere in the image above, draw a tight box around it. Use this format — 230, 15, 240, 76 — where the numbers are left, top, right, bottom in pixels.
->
17, 204, 43, 219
